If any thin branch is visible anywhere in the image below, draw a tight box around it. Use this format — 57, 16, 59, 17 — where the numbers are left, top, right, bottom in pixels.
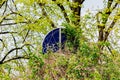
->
7, 2, 14, 13
112, 2, 118, 10
0, 47, 21, 64
23, 29, 30, 43
2, 0, 8, 16
106, 45, 112, 54
0, 44, 31, 64
0, 22, 27, 26
4, 18, 13, 20
0, 39, 5, 51
107, 0, 113, 8
52, 0, 70, 23
11, 33, 18, 56
0, 31, 17, 34
57, 4, 70, 23
0, 0, 7, 8
12, 0, 18, 11
1, 56, 29, 64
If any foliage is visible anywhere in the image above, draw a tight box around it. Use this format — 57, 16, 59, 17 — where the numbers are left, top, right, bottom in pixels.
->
62, 22, 82, 52
0, 0, 120, 80
28, 42, 120, 80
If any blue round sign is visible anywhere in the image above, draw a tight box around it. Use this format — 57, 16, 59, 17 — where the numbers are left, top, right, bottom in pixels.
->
42, 28, 66, 53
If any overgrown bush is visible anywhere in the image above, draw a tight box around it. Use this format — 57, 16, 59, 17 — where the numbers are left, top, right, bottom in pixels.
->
28, 25, 120, 80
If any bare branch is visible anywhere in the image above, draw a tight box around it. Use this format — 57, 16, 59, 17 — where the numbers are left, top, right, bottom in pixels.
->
0, 22, 27, 26
23, 29, 30, 43
12, 0, 18, 11
0, 31, 17, 34
3, 18, 13, 20
7, 2, 14, 13
2, 0, 8, 16
1, 56, 29, 64
0, 39, 5, 51
0, 44, 31, 64
11, 33, 18, 56
0, 0, 7, 8
106, 45, 112, 54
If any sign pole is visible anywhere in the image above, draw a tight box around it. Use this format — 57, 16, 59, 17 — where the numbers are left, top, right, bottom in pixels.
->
59, 28, 62, 53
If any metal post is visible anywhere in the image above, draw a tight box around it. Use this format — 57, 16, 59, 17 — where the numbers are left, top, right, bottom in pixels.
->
59, 28, 61, 53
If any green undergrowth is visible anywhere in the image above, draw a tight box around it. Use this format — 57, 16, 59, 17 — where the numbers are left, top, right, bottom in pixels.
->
28, 43, 120, 80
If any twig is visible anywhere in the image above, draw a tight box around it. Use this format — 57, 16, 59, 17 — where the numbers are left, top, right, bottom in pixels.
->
2, 0, 8, 16
23, 29, 30, 43
0, 44, 31, 64
0, 22, 27, 26
0, 39, 5, 51
11, 33, 18, 56
2, 56, 29, 64
12, 0, 18, 11
0, 31, 17, 34
0, 0, 7, 8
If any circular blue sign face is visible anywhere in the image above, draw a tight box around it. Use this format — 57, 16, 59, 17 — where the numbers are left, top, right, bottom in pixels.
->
42, 28, 66, 53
